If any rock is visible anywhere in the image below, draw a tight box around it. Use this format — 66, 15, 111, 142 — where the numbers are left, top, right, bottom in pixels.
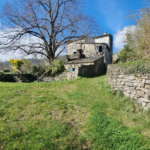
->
124, 92, 130, 97
119, 75, 124, 78
133, 83, 138, 87
142, 79, 146, 84
136, 78, 142, 82
145, 84, 150, 89
130, 94, 135, 99
143, 107, 149, 111
145, 80, 150, 84
126, 90, 131, 94
142, 102, 147, 107
131, 90, 137, 94
137, 98, 150, 103
125, 82, 133, 87
124, 86, 129, 90
143, 89, 150, 94
134, 96, 138, 99
144, 94, 150, 99
136, 87, 141, 90
130, 87, 135, 90
128, 76, 135, 80
137, 91, 145, 97
146, 103, 150, 109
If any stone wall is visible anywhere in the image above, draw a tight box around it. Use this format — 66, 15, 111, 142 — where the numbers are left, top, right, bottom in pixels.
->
0, 74, 14, 82
107, 64, 150, 110
43, 57, 105, 82
43, 71, 78, 82
65, 57, 104, 77
78, 58, 104, 77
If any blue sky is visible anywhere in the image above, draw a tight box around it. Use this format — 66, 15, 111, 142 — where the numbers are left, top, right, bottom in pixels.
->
0, 0, 147, 60
85, 0, 144, 34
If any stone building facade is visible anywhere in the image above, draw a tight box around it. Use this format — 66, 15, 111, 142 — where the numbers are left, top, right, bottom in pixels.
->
67, 33, 113, 67
65, 56, 104, 77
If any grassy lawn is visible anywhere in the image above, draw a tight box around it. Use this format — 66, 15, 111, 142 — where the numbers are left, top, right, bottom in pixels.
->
118, 59, 149, 67
1, 75, 150, 149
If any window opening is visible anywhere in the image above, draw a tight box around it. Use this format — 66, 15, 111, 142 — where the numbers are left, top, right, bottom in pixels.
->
77, 49, 82, 54
73, 52, 76, 54
96, 46, 103, 53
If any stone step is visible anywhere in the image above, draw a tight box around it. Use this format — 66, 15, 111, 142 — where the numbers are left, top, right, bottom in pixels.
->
14, 76, 29, 83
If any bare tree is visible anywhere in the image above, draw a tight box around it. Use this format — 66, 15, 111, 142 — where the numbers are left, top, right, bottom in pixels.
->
0, 0, 101, 64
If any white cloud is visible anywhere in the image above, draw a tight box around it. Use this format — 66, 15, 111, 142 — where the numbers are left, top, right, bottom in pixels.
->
0, 53, 20, 62
114, 25, 137, 53
0, 26, 67, 62
0, 27, 42, 61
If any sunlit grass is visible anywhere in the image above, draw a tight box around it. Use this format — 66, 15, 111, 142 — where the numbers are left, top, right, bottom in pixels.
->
118, 59, 149, 66
0, 76, 150, 149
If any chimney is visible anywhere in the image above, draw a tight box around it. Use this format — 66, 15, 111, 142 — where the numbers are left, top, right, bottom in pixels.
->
104, 32, 107, 35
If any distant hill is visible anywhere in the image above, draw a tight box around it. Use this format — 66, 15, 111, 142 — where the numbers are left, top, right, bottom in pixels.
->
0, 57, 67, 70
0, 59, 46, 70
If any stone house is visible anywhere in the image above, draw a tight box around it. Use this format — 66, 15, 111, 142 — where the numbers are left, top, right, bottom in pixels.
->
43, 33, 113, 81
67, 32, 113, 68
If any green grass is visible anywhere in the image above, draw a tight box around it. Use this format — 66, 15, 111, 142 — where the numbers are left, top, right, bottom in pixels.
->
1, 76, 150, 149
0, 71, 6, 74
119, 59, 149, 67
118, 60, 150, 75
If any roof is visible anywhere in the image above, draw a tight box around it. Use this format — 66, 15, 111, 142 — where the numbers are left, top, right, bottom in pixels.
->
67, 34, 113, 44
65, 56, 104, 64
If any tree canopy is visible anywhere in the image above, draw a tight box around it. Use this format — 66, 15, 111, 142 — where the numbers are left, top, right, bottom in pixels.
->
0, 0, 101, 63
124, 1, 150, 60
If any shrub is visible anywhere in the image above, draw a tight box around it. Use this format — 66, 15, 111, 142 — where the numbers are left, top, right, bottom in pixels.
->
30, 65, 45, 77
112, 60, 116, 64
46, 59, 65, 75
118, 45, 136, 63
9, 59, 24, 71
21, 59, 34, 73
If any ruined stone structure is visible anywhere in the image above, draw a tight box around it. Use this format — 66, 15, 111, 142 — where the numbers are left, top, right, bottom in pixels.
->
65, 56, 104, 77
43, 56, 104, 81
67, 33, 113, 67
107, 64, 150, 110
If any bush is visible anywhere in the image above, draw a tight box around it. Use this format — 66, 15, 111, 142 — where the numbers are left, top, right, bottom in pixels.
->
118, 45, 136, 63
30, 65, 46, 77
46, 59, 65, 76
9, 59, 24, 70
21, 59, 34, 73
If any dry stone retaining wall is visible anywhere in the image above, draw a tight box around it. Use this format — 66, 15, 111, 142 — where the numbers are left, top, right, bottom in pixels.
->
107, 64, 150, 110
0, 73, 14, 82
42, 71, 78, 82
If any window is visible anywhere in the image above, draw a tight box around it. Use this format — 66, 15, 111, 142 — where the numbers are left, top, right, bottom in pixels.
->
99, 46, 102, 52
77, 49, 82, 54
73, 52, 76, 54
96, 46, 103, 53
